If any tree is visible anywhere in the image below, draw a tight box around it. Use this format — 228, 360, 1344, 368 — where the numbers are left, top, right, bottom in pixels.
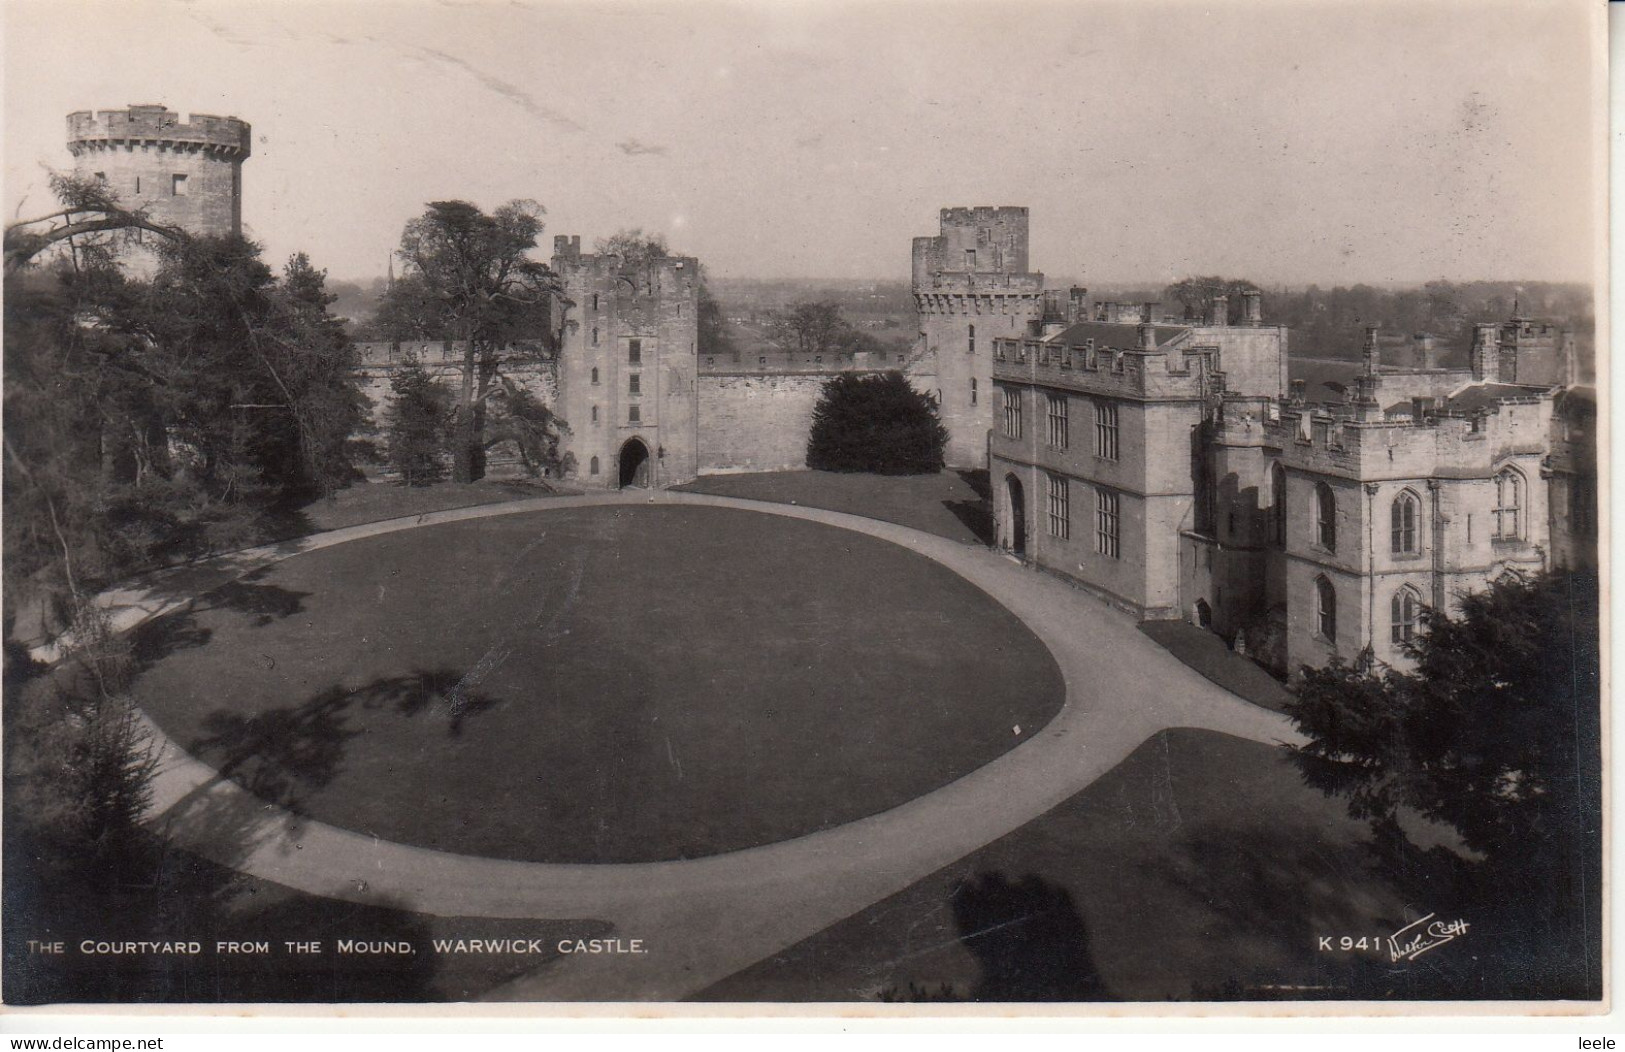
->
384, 361, 452, 486
3, 173, 185, 275
1285, 570, 1601, 991
807, 372, 947, 474
594, 228, 667, 265
1163, 276, 1261, 324
375, 200, 558, 483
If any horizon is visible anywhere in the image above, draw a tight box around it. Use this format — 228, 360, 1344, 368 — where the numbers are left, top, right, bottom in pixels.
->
4, 1, 1602, 289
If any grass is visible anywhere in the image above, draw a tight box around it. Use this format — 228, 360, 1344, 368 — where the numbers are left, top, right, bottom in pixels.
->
132, 504, 1064, 864
1137, 620, 1295, 713
677, 469, 993, 546
697, 728, 1555, 1002
297, 476, 573, 534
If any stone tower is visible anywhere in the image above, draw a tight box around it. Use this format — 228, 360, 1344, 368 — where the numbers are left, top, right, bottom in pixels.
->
66, 104, 252, 238
550, 235, 701, 489
910, 206, 1045, 469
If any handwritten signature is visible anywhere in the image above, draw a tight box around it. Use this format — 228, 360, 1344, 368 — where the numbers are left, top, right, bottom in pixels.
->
1388, 913, 1470, 962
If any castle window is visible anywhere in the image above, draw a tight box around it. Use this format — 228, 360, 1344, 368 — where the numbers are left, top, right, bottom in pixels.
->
1315, 576, 1337, 642
591, 294, 599, 311
815, 356, 822, 365
1267, 461, 1287, 547
134, 176, 141, 194
591, 406, 599, 423
1047, 474, 1070, 539
1494, 468, 1523, 539
629, 405, 641, 424
629, 339, 642, 365
1047, 393, 1068, 449
93, 171, 106, 182
1391, 586, 1423, 646
1001, 387, 1022, 440
629, 373, 641, 395
965, 249, 977, 269
1095, 487, 1120, 558
968, 324, 976, 354
1315, 481, 1337, 551
970, 378, 978, 406
759, 356, 767, 366
592, 327, 599, 347
1094, 402, 1118, 460
590, 456, 600, 475
1391, 490, 1420, 554
591, 367, 599, 385
171, 174, 187, 196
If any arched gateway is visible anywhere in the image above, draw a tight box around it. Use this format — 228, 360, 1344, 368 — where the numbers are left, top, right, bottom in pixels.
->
618, 437, 652, 489
1004, 473, 1026, 557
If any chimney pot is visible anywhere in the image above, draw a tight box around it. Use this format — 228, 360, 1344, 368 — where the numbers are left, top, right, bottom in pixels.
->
1209, 295, 1228, 327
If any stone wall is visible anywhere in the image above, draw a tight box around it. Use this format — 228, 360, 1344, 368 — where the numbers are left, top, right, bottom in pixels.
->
67, 106, 250, 238
698, 371, 864, 474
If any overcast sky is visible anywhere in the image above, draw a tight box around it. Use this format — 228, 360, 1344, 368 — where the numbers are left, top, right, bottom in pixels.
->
3, 0, 1602, 286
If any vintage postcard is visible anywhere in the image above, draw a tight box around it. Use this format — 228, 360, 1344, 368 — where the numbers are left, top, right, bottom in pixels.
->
0, 0, 1608, 1021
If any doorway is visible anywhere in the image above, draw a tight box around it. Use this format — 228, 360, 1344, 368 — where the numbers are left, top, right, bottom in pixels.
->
1005, 473, 1026, 557
618, 437, 651, 488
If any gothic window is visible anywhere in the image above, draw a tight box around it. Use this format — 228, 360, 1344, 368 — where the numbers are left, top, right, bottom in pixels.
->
1047, 394, 1068, 449
591, 367, 599, 385
1494, 468, 1523, 540
968, 324, 976, 354
1315, 481, 1336, 551
1391, 490, 1420, 554
1267, 461, 1287, 547
1391, 586, 1422, 646
629, 339, 642, 365
591, 293, 599, 311
1095, 487, 1120, 558
592, 327, 599, 347
590, 456, 599, 475
1095, 402, 1119, 460
591, 406, 598, 423
1047, 474, 1069, 539
1315, 575, 1337, 642
971, 378, 978, 406
1002, 387, 1022, 439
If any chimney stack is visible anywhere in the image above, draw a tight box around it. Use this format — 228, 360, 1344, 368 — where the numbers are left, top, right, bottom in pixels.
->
1410, 396, 1435, 425
1068, 286, 1088, 324
1209, 295, 1228, 327
1413, 332, 1438, 370
1471, 322, 1500, 382
1362, 325, 1381, 377
1142, 301, 1158, 323
1242, 290, 1263, 327
1289, 379, 1306, 405
1137, 323, 1157, 350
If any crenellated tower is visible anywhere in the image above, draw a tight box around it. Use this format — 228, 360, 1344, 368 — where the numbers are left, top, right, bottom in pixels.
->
910, 206, 1046, 468
66, 104, 252, 238
550, 235, 701, 489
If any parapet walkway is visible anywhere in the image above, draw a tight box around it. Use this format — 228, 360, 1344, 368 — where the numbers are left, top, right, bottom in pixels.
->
66, 490, 1302, 1002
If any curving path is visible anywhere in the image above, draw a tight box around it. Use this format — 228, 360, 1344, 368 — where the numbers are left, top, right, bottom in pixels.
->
49, 490, 1303, 1002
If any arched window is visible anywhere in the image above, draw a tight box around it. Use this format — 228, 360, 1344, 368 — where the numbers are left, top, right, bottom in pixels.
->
591, 405, 598, 423
1267, 461, 1287, 546
1391, 490, 1420, 554
968, 323, 976, 354
1494, 468, 1523, 539
1315, 481, 1336, 551
589, 455, 600, 475
1390, 586, 1422, 645
591, 367, 599, 385
1315, 575, 1337, 642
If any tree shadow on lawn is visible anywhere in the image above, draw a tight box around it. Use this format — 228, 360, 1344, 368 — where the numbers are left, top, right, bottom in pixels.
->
883, 871, 1110, 1002
154, 669, 501, 869
131, 568, 314, 666
942, 469, 993, 546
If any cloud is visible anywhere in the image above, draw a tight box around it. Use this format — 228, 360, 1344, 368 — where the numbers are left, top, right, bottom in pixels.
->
616, 139, 668, 157
416, 46, 582, 132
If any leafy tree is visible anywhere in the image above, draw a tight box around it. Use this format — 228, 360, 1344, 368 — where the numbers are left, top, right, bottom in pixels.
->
1163, 276, 1261, 324
1285, 570, 1601, 991
594, 228, 667, 264
384, 361, 452, 486
374, 200, 558, 483
807, 372, 947, 474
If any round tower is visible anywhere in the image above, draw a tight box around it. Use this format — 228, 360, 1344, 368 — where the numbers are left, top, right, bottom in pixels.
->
66, 104, 251, 238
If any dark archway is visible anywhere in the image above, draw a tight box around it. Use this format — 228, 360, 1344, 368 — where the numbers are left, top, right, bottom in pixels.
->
1195, 598, 1212, 629
618, 438, 651, 489
1005, 473, 1026, 557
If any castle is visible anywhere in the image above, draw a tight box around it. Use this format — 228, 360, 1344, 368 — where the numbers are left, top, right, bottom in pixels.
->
66, 105, 251, 239
64, 108, 1592, 675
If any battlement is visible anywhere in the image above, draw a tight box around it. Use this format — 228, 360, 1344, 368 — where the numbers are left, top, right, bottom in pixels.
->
67, 105, 251, 158
912, 205, 1032, 284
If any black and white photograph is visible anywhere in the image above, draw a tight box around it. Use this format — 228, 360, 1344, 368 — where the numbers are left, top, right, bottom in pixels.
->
0, 0, 1607, 1015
